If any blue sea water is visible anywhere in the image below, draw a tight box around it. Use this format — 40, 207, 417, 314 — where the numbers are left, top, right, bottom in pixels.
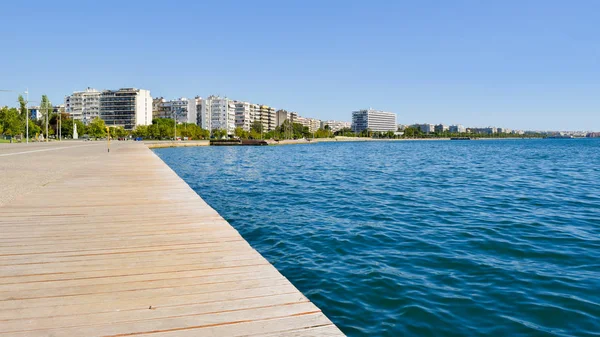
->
154, 139, 600, 337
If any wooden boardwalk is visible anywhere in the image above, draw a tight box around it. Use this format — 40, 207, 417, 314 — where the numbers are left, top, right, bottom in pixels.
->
0, 142, 344, 336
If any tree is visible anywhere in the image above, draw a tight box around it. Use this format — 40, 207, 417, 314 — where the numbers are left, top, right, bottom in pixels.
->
28, 119, 41, 138
334, 127, 354, 137
250, 120, 263, 135
212, 128, 227, 139
40, 95, 52, 139
0, 106, 23, 137
403, 127, 421, 138
18, 95, 27, 121
59, 113, 74, 139
110, 126, 127, 138
234, 127, 249, 139
88, 117, 107, 139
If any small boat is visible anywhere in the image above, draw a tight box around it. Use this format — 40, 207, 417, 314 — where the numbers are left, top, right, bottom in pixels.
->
450, 137, 471, 140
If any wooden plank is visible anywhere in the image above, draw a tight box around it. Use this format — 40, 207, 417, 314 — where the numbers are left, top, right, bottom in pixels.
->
0, 142, 345, 336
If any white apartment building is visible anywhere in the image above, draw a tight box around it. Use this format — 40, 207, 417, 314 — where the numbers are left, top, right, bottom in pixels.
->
352, 109, 397, 133
64, 87, 100, 125
296, 116, 321, 133
235, 102, 259, 131
153, 97, 192, 124
449, 124, 466, 133
199, 95, 236, 134
187, 97, 201, 125
308, 118, 321, 133
434, 124, 449, 133
323, 120, 351, 132
99, 88, 152, 130
171, 98, 189, 124
418, 124, 435, 133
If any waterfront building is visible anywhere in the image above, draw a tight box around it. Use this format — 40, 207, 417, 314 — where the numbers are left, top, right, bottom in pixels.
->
152, 97, 192, 124
468, 127, 498, 135
351, 109, 397, 133
449, 124, 466, 133
99, 88, 152, 130
187, 97, 201, 125
323, 120, 351, 132
276, 109, 288, 127
235, 101, 259, 131
258, 105, 276, 131
295, 116, 321, 133
199, 95, 236, 134
152, 97, 167, 119
277, 111, 298, 126
308, 118, 321, 133
434, 124, 449, 133
418, 124, 435, 134
64, 87, 100, 125
170, 98, 189, 124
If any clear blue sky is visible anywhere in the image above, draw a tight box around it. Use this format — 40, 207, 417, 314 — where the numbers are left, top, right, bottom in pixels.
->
1, 0, 598, 130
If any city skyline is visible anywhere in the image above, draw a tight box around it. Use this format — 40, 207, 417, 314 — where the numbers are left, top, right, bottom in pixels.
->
1, 1, 599, 131
24, 87, 596, 133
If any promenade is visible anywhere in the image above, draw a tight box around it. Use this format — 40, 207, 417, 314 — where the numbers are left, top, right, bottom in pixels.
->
0, 141, 344, 336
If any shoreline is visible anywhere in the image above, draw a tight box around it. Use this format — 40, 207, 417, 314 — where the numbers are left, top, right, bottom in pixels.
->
144, 136, 548, 148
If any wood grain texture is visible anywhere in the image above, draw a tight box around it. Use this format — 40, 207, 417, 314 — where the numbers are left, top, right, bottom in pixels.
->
0, 142, 344, 336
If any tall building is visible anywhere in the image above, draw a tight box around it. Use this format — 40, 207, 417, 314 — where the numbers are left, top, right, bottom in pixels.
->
99, 88, 152, 130
276, 109, 288, 127
152, 97, 191, 124
418, 124, 435, 133
449, 124, 466, 133
308, 118, 321, 133
187, 97, 201, 125
64, 88, 100, 125
199, 95, 236, 134
351, 109, 397, 133
295, 116, 321, 133
235, 102, 259, 131
258, 105, 276, 131
152, 97, 169, 119
434, 124, 449, 133
171, 98, 189, 124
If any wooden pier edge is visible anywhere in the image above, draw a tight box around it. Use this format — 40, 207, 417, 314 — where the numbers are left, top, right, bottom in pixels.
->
0, 141, 345, 336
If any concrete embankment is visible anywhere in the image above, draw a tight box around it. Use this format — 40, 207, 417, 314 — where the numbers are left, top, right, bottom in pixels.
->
0, 141, 345, 336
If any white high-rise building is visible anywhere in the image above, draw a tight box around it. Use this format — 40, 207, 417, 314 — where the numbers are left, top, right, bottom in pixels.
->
351, 109, 397, 133
449, 125, 466, 133
235, 102, 259, 131
153, 97, 192, 124
64, 88, 100, 125
99, 88, 152, 130
199, 95, 236, 134
170, 98, 189, 124
418, 124, 435, 133
187, 97, 201, 125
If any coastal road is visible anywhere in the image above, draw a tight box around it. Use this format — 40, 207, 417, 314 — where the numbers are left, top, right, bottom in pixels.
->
0, 141, 344, 336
